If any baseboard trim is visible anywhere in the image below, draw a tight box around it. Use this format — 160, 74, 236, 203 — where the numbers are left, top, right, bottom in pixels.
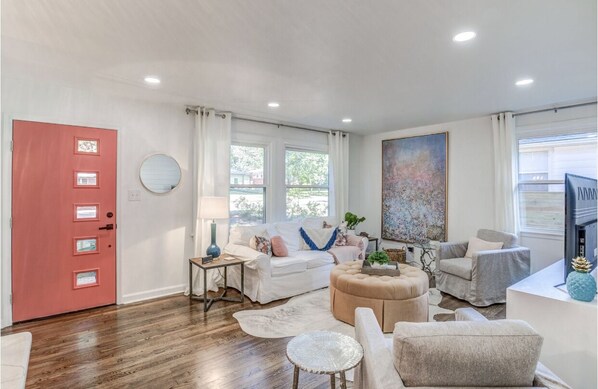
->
121, 284, 187, 304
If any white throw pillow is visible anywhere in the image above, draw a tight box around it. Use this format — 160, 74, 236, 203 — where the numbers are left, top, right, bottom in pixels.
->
274, 222, 302, 252
229, 225, 268, 246
300, 227, 336, 250
465, 236, 504, 258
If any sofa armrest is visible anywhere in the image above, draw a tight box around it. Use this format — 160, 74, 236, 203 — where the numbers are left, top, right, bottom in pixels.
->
455, 307, 488, 322
354, 308, 403, 389
472, 247, 531, 285
346, 235, 368, 259
533, 362, 572, 389
224, 243, 271, 273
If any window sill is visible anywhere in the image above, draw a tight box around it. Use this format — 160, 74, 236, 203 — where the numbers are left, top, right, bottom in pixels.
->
520, 230, 564, 241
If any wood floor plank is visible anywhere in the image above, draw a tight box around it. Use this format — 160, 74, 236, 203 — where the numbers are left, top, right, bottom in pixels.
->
2, 288, 504, 388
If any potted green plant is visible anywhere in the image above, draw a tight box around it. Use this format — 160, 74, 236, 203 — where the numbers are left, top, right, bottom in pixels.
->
344, 212, 366, 234
367, 250, 390, 268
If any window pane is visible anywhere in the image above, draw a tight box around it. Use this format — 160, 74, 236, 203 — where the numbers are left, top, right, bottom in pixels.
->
286, 187, 329, 220
77, 139, 98, 154
519, 184, 564, 231
517, 132, 596, 232
230, 188, 265, 226
76, 172, 98, 186
519, 133, 597, 181
285, 150, 329, 186
75, 205, 98, 220
230, 145, 264, 185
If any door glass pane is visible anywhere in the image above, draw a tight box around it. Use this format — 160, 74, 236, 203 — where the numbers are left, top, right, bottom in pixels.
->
75, 205, 98, 220
75, 172, 98, 186
77, 139, 99, 154
74, 238, 98, 254
75, 270, 98, 287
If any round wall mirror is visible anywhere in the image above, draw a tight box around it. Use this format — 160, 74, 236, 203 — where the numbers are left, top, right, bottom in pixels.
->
139, 154, 182, 194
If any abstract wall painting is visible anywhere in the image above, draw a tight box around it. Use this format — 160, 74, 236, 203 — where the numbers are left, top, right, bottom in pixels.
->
382, 132, 448, 243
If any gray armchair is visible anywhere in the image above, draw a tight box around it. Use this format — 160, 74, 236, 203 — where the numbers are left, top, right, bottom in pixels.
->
435, 229, 530, 306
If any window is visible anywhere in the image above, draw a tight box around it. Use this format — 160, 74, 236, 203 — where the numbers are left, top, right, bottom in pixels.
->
285, 149, 329, 220
230, 144, 266, 226
518, 133, 597, 232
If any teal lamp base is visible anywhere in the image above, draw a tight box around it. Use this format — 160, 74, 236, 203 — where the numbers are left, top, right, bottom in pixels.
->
206, 221, 220, 258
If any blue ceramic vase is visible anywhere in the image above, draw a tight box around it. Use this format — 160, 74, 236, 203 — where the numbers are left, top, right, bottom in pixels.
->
566, 271, 597, 302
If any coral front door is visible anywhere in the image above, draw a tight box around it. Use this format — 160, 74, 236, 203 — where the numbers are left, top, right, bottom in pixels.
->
12, 120, 117, 322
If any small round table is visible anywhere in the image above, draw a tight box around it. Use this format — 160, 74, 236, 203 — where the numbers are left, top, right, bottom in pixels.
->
286, 331, 363, 389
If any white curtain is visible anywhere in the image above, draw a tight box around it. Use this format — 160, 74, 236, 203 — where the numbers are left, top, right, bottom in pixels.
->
491, 112, 519, 234
328, 131, 350, 221
190, 108, 231, 295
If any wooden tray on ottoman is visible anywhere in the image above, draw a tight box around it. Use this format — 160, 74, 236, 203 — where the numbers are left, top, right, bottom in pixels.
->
361, 260, 401, 276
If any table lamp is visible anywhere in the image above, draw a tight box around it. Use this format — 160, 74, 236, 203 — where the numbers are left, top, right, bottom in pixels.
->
199, 196, 229, 258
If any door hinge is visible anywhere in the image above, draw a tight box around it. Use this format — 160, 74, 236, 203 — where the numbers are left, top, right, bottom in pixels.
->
10, 140, 13, 151
9, 218, 12, 229
9, 294, 12, 304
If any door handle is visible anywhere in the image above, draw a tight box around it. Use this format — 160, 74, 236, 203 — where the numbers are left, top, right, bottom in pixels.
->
99, 224, 114, 231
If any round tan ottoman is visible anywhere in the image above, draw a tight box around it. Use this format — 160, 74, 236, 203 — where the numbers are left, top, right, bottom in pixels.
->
330, 260, 429, 332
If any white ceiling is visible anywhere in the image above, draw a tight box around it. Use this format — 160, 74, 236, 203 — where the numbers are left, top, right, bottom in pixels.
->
2, 0, 596, 135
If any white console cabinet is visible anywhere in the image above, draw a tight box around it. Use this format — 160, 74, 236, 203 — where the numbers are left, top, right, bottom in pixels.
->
507, 259, 597, 389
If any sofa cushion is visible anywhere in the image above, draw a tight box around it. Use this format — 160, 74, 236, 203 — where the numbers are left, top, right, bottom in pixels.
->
249, 236, 272, 256
274, 222, 302, 251
465, 236, 504, 258
288, 250, 335, 269
300, 227, 337, 250
270, 256, 308, 277
392, 320, 543, 387
271, 236, 288, 257
438, 257, 473, 280
229, 224, 270, 246
302, 217, 338, 229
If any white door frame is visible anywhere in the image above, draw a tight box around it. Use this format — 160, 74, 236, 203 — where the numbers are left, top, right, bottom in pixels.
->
1, 114, 124, 328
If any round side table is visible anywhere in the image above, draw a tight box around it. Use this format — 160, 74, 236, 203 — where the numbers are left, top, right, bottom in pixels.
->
286, 331, 363, 389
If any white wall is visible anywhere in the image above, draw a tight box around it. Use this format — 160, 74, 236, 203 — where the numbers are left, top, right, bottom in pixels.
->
516, 104, 597, 272
1, 74, 195, 326
353, 116, 496, 247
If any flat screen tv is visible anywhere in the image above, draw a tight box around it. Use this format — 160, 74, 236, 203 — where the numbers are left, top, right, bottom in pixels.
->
564, 173, 598, 281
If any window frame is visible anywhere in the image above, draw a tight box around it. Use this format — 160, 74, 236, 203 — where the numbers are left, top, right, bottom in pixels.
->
229, 142, 269, 226
284, 146, 330, 220
516, 118, 597, 236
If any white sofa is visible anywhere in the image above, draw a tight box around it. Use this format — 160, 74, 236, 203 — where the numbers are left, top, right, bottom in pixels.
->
224, 218, 367, 304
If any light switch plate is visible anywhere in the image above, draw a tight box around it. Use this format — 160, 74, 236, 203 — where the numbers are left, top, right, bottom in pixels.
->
128, 189, 141, 201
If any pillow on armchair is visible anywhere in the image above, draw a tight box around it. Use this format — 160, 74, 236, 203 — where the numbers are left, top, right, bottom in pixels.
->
464, 236, 504, 258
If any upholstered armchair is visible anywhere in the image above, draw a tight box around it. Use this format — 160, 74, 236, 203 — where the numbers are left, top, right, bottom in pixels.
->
354, 307, 570, 389
435, 229, 530, 306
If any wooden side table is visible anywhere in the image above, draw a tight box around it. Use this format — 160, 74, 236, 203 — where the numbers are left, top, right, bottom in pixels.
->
189, 255, 244, 312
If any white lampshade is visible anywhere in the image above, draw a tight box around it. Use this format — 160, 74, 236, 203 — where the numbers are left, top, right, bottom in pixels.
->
199, 196, 229, 220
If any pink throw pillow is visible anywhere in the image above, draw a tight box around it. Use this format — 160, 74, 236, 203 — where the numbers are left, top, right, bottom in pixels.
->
271, 236, 289, 257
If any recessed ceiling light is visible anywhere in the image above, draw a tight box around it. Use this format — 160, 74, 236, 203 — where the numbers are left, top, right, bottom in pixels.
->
144, 76, 161, 85
515, 78, 534, 86
453, 31, 476, 42
268, 102, 280, 108
342, 118, 352, 123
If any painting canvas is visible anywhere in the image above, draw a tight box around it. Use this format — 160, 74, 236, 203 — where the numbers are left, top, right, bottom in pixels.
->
382, 132, 448, 242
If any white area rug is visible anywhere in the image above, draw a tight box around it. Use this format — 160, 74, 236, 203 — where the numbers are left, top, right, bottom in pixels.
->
233, 287, 453, 339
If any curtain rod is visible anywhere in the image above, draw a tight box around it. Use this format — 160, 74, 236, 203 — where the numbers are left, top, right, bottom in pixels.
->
185, 106, 345, 136
513, 101, 597, 118
233, 116, 343, 136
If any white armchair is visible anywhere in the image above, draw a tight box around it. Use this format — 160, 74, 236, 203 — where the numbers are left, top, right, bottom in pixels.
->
354, 307, 570, 389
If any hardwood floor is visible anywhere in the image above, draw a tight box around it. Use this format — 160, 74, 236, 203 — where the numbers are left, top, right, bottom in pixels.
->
2, 289, 505, 388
